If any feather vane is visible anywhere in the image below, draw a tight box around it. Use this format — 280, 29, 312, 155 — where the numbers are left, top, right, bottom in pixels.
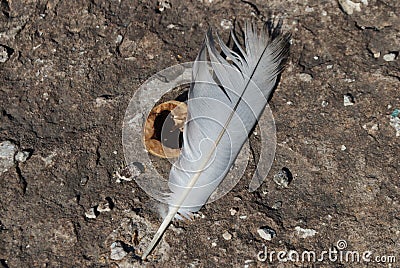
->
142, 21, 290, 260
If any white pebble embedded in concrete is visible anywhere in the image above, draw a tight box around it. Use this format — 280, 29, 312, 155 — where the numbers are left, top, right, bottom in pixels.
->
295, 226, 317, 238
338, 0, 361, 15
0, 141, 17, 174
230, 208, 238, 216
343, 94, 355, 106
383, 53, 397, 62
0, 46, 10, 63
220, 19, 232, 30
85, 208, 97, 219
222, 231, 232, 240
110, 242, 128, 260
299, 73, 313, 82
257, 227, 276, 241
389, 116, 400, 137
15, 150, 31, 163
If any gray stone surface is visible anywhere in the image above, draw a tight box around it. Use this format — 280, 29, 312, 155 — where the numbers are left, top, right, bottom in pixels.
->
0, 0, 399, 267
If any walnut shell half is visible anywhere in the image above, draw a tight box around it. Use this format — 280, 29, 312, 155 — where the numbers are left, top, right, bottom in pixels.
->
143, 100, 187, 158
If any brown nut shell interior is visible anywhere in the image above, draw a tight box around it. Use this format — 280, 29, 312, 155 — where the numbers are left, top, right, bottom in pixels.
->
144, 100, 187, 158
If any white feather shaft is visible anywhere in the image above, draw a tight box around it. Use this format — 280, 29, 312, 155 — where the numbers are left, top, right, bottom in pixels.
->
142, 21, 290, 260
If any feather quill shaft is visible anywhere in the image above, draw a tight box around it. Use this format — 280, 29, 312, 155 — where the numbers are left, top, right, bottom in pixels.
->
142, 21, 290, 260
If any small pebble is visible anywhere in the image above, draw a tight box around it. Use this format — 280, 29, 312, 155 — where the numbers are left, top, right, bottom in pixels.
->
373, 51, 380, 58
114, 162, 144, 183
0, 46, 10, 63
305, 6, 314, 12
295, 226, 317, 238
80, 176, 88, 186
257, 226, 276, 241
43, 92, 49, 100
229, 208, 238, 216
383, 53, 397, 62
211, 242, 217, 247
115, 35, 123, 44
239, 215, 247, 220
389, 116, 400, 137
244, 260, 255, 268
233, 197, 242, 202
272, 201, 282, 210
298, 73, 312, 82
362, 122, 379, 136
97, 201, 112, 213
321, 100, 329, 107
220, 19, 232, 30
187, 259, 201, 267
338, 0, 361, 15
273, 167, 293, 188
341, 145, 347, 151
129, 162, 144, 175
157, 0, 171, 12
15, 150, 31, 163
222, 231, 232, 240
85, 208, 97, 219
110, 242, 128, 260
343, 94, 355, 106
0, 141, 17, 174
41, 152, 57, 167
193, 211, 205, 219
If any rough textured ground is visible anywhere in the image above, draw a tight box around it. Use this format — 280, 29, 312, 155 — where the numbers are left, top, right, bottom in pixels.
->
0, 0, 399, 267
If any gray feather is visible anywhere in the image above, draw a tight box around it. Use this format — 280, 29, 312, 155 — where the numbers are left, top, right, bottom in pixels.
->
142, 21, 290, 260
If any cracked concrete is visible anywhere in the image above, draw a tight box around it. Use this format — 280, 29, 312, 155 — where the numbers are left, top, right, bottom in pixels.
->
0, 0, 399, 267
